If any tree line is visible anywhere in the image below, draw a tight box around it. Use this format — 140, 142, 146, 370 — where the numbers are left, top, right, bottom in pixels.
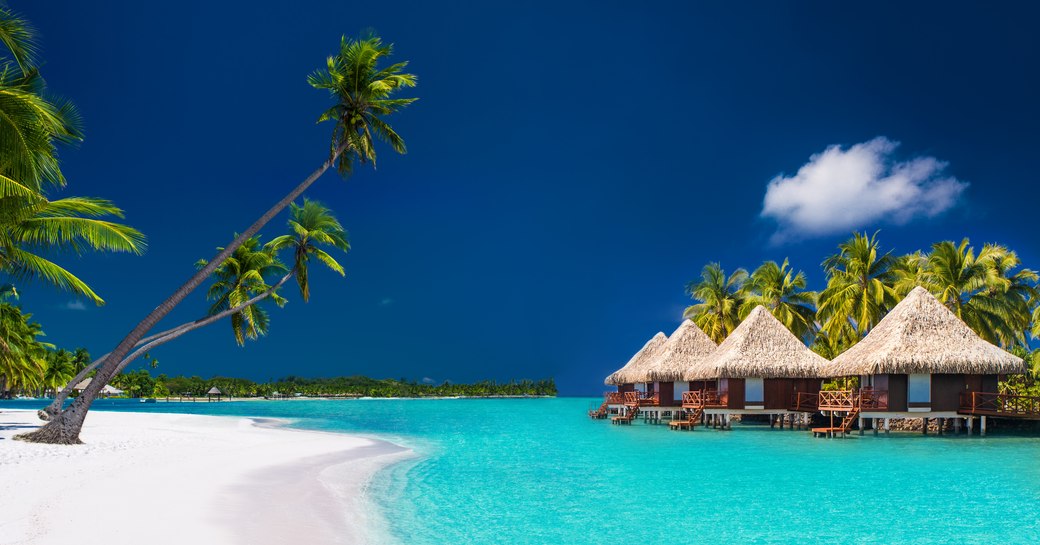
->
103, 370, 557, 398
684, 232, 1040, 393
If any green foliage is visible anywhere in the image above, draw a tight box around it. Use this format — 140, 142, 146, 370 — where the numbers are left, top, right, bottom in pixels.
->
0, 8, 144, 305
265, 199, 350, 302
199, 236, 288, 346
107, 369, 556, 398
741, 258, 817, 341
308, 34, 417, 175
683, 263, 748, 344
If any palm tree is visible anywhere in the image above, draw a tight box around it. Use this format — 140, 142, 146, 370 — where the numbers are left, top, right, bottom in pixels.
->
266, 199, 349, 302
200, 237, 288, 346
0, 10, 145, 304
684, 263, 748, 344
37, 202, 353, 420
926, 240, 1036, 347
816, 232, 898, 345
891, 251, 929, 297
42, 349, 75, 396
0, 301, 48, 397
24, 34, 416, 444
741, 259, 817, 341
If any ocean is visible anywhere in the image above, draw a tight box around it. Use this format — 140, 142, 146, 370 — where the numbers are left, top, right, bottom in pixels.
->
4, 397, 1040, 544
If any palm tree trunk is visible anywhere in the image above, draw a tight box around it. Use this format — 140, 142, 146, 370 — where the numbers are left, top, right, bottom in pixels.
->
18, 147, 346, 444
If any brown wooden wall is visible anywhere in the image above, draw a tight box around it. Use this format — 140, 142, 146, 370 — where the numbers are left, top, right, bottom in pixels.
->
982, 374, 999, 392
931, 374, 965, 411
764, 379, 789, 409
887, 374, 908, 412
657, 381, 676, 406
618, 384, 634, 393
721, 378, 745, 409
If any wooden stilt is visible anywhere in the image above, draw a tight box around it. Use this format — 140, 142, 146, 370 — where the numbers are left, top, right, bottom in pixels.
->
981, 415, 987, 436
884, 418, 890, 434
954, 417, 962, 434
966, 416, 973, 435
873, 418, 878, 436
938, 417, 945, 436
922, 417, 929, 435
858, 415, 864, 436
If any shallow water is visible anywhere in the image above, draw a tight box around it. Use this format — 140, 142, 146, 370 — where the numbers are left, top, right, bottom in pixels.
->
4, 397, 1040, 544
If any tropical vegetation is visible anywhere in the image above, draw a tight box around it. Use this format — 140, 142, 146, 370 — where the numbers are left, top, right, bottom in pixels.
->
21, 30, 417, 444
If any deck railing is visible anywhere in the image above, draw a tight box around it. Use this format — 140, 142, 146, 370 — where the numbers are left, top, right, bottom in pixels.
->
790, 392, 820, 412
817, 389, 889, 411
960, 392, 1040, 418
604, 392, 624, 404
623, 391, 640, 405
817, 390, 855, 410
681, 390, 726, 408
681, 390, 702, 408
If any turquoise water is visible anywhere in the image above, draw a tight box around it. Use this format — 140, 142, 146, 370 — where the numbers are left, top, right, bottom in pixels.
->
4, 397, 1040, 543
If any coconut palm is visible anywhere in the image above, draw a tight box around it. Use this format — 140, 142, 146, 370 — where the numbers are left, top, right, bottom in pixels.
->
926, 240, 1036, 347
684, 263, 748, 344
38, 203, 351, 419
42, 349, 75, 396
0, 302, 48, 396
265, 199, 349, 302
24, 33, 416, 444
741, 258, 817, 341
200, 237, 288, 346
816, 232, 898, 345
891, 251, 929, 297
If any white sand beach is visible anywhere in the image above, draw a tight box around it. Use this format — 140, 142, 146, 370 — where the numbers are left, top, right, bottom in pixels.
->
0, 410, 409, 545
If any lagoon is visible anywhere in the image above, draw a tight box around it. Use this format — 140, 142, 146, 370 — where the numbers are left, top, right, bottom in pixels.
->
3, 397, 1039, 544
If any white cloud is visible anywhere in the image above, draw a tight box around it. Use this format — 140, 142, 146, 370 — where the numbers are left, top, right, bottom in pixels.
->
379, 297, 394, 307
422, 377, 436, 385
761, 137, 967, 242
63, 300, 87, 311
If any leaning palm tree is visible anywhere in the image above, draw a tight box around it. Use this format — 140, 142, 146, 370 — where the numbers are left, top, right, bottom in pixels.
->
816, 232, 898, 345
741, 258, 817, 341
23, 34, 415, 444
199, 237, 288, 346
37, 202, 352, 420
265, 199, 349, 302
684, 263, 748, 344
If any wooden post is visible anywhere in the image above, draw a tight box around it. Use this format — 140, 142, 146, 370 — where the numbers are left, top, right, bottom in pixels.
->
858, 415, 864, 436
873, 418, 878, 436
884, 418, 890, 434
966, 416, 973, 435
981, 415, 987, 436
937, 418, 944, 436
953, 417, 962, 434
922, 417, 928, 435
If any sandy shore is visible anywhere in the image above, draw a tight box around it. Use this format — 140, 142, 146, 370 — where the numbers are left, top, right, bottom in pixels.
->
0, 410, 409, 545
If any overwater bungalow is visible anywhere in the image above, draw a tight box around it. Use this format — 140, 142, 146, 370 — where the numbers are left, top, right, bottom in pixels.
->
822, 286, 1026, 436
598, 332, 668, 421
683, 306, 825, 429
637, 320, 718, 423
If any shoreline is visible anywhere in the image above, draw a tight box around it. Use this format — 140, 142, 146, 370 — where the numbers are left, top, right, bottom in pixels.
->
0, 409, 411, 545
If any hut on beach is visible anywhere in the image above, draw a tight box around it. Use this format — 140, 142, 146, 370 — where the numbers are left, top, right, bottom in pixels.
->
685, 306, 826, 428
206, 386, 223, 401
824, 286, 1025, 435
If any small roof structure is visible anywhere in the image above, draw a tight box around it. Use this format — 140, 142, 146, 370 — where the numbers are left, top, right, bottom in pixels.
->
826, 286, 1025, 377
101, 385, 123, 395
645, 320, 718, 382
67, 379, 123, 395
688, 306, 827, 380
604, 332, 668, 385
207, 387, 222, 395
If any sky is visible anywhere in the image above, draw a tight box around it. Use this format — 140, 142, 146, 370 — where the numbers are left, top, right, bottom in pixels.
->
12, 1, 1040, 395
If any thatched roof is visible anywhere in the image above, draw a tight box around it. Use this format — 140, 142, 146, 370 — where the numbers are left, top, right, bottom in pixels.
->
645, 320, 717, 382
687, 306, 827, 379
826, 286, 1025, 376
604, 332, 668, 385
207, 387, 222, 395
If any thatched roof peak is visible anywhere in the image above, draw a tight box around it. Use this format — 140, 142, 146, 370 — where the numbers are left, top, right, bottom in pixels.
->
686, 305, 827, 379
826, 286, 1024, 376
604, 332, 668, 385
646, 320, 718, 382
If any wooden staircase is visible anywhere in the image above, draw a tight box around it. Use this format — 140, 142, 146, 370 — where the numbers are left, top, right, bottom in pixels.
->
669, 406, 703, 431
812, 407, 859, 438
588, 401, 609, 419
611, 404, 639, 425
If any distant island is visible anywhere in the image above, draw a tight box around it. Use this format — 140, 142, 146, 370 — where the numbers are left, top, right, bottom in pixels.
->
98, 370, 557, 399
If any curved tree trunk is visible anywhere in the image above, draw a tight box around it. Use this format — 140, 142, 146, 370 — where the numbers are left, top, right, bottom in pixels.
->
18, 147, 344, 444
37, 270, 295, 421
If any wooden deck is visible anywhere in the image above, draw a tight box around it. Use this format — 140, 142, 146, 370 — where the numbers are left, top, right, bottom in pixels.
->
959, 392, 1040, 420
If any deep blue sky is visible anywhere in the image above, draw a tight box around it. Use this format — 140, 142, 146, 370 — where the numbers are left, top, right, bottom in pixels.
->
14, 1, 1040, 394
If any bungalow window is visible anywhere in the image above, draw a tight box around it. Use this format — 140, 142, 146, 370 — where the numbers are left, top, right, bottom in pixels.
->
908, 373, 931, 405
745, 377, 764, 404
